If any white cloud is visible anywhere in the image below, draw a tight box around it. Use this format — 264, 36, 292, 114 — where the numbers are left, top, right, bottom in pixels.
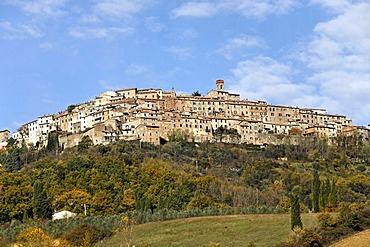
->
80, 15, 101, 24
228, 2, 370, 125
39, 42, 57, 50
219, 0, 298, 19
68, 26, 133, 39
182, 28, 199, 39
145, 17, 165, 33
310, 0, 352, 13
171, 2, 218, 18
228, 57, 320, 106
93, 0, 154, 19
98, 80, 116, 90
220, 34, 264, 59
3, 0, 68, 17
125, 64, 148, 75
172, 0, 298, 19
0, 21, 43, 39
165, 46, 193, 60
302, 2, 370, 124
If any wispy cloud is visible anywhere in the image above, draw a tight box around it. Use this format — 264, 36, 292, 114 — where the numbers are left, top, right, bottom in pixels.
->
0, 21, 43, 39
220, 0, 298, 19
182, 28, 199, 39
92, 0, 154, 19
98, 80, 116, 90
310, 0, 352, 13
145, 16, 165, 33
165, 46, 193, 60
39, 41, 57, 51
68, 26, 133, 39
220, 34, 264, 59
228, 56, 320, 107
229, 1, 370, 125
172, 0, 298, 19
80, 15, 101, 24
3, 0, 68, 17
68, 0, 154, 40
172, 2, 218, 18
125, 64, 148, 75
302, 1, 370, 124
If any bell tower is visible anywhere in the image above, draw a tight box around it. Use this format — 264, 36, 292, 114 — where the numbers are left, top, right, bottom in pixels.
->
216, 79, 224, 91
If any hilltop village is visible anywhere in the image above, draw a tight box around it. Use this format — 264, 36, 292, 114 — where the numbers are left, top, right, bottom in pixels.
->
6, 80, 370, 149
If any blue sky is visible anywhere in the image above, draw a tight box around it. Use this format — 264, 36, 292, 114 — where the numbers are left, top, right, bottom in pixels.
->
1, 0, 370, 133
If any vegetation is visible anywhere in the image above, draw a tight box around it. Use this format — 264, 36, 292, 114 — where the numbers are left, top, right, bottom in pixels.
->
278, 202, 370, 247
312, 164, 320, 213
191, 91, 202, 96
67, 105, 76, 113
290, 186, 302, 231
32, 180, 53, 220
97, 214, 318, 247
0, 133, 369, 245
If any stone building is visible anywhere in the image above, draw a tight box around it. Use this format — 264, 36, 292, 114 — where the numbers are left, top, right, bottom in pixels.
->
0, 129, 10, 150
12, 79, 369, 148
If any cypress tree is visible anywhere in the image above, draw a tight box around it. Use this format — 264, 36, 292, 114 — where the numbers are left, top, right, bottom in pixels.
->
312, 168, 321, 213
290, 186, 303, 231
158, 196, 165, 210
32, 180, 52, 220
46, 132, 59, 153
320, 178, 330, 209
328, 179, 337, 207
5, 149, 23, 172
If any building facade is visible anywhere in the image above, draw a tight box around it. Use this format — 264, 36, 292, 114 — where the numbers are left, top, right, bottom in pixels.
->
12, 80, 369, 148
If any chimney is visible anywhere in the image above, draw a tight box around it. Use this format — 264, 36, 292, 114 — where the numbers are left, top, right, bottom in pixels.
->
216, 79, 224, 91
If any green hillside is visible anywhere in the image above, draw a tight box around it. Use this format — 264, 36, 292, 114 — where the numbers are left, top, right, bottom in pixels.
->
98, 214, 318, 247
1, 134, 370, 246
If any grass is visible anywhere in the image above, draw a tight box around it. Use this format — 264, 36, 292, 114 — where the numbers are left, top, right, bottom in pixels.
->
330, 229, 370, 247
96, 213, 319, 247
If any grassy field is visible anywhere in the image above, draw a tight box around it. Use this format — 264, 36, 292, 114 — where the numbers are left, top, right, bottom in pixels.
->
96, 213, 319, 247
330, 229, 370, 247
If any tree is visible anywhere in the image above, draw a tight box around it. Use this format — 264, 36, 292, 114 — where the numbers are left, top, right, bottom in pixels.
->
77, 136, 93, 153
67, 104, 76, 113
290, 186, 303, 231
33, 180, 52, 220
122, 189, 136, 211
5, 149, 23, 172
312, 165, 321, 212
5, 137, 18, 150
328, 179, 337, 207
46, 132, 59, 153
320, 178, 330, 209
192, 91, 201, 96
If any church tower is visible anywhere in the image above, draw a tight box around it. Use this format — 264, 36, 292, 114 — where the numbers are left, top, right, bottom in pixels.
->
216, 79, 224, 91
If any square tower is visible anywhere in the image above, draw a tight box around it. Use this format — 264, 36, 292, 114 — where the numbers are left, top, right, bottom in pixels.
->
216, 79, 224, 91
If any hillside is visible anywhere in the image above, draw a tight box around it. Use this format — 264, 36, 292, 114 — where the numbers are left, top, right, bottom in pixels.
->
1, 136, 370, 246
330, 229, 370, 247
97, 214, 319, 247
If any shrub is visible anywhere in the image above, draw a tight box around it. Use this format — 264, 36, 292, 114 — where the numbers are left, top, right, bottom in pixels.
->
0, 236, 9, 247
300, 227, 323, 247
62, 224, 113, 247
317, 213, 336, 228
16, 227, 54, 247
